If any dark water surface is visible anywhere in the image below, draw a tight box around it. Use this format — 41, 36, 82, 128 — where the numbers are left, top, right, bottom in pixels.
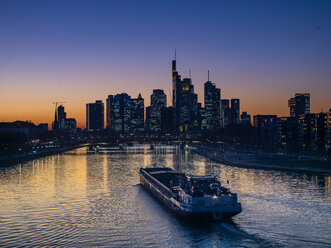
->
0, 147, 330, 247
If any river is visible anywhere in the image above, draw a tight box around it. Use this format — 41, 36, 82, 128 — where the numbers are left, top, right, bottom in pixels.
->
0, 146, 330, 247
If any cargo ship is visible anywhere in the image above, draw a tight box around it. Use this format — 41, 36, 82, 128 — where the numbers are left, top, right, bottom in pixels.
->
139, 167, 242, 221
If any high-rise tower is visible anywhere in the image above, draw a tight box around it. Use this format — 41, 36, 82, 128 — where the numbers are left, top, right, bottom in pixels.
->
204, 71, 221, 130
288, 93, 310, 117
86, 100, 104, 131
171, 52, 198, 127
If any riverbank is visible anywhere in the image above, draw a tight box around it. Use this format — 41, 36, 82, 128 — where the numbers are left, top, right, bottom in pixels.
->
194, 147, 331, 175
0, 146, 81, 167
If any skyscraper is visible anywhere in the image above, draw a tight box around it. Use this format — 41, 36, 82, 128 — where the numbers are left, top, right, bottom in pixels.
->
327, 109, 331, 151
86, 100, 104, 131
106, 95, 114, 129
240, 112, 251, 125
161, 106, 174, 132
221, 99, 230, 127
204, 72, 221, 130
57, 105, 66, 128
149, 89, 167, 132
171, 54, 198, 127
109, 93, 131, 133
230, 99, 240, 124
288, 93, 310, 117
108, 93, 144, 133
130, 93, 144, 133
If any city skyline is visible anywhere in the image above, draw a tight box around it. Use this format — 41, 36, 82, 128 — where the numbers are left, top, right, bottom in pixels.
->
1, 0, 330, 128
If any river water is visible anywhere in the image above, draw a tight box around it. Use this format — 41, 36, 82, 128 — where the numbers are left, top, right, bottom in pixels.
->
0, 146, 330, 247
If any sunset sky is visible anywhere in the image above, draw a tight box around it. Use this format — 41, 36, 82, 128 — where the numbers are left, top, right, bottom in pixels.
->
0, 0, 330, 128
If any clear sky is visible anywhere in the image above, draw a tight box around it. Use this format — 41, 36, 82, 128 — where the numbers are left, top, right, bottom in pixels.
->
0, 0, 330, 128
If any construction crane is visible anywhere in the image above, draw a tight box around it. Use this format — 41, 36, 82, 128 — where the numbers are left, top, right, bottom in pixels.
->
53, 101, 66, 109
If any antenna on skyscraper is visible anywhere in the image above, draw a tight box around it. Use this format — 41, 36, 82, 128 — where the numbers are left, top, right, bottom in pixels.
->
189, 69, 192, 80
208, 70, 210, 82
175, 49, 176, 60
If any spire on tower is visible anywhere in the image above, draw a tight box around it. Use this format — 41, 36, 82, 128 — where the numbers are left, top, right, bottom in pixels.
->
208, 70, 210, 82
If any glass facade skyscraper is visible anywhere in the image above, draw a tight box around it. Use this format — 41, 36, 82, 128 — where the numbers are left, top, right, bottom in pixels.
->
172, 56, 198, 128
149, 89, 166, 132
230, 99, 240, 124
288, 93, 310, 117
204, 80, 221, 130
221, 99, 230, 127
130, 94, 144, 133
86, 100, 104, 131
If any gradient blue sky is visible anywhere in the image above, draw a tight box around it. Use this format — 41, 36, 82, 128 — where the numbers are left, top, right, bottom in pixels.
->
0, 0, 330, 128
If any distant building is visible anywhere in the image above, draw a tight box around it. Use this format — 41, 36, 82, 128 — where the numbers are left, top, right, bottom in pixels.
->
108, 93, 131, 133
149, 89, 167, 132
52, 105, 76, 133
52, 105, 66, 131
288, 93, 310, 117
240, 112, 251, 125
230, 99, 240, 124
57, 105, 66, 127
64, 118, 77, 134
199, 107, 208, 131
279, 117, 300, 152
86, 100, 104, 131
316, 113, 327, 150
145, 106, 152, 132
106, 95, 114, 129
204, 75, 221, 130
327, 109, 331, 151
107, 93, 144, 133
221, 99, 230, 127
130, 94, 144, 133
298, 113, 327, 151
0, 121, 48, 137
253, 115, 280, 149
172, 56, 198, 128
196, 103, 203, 130
161, 106, 174, 132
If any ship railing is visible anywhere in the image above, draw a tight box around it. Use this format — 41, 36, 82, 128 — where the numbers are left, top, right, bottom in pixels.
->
140, 169, 173, 198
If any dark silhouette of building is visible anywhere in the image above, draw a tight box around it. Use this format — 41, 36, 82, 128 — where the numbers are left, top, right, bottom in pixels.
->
253, 115, 280, 150
86, 100, 104, 131
288, 93, 310, 117
63, 118, 77, 135
316, 113, 327, 151
279, 117, 300, 152
230, 99, 240, 124
240, 112, 251, 125
221, 99, 230, 127
298, 113, 326, 151
52, 105, 76, 133
145, 106, 151, 132
106, 95, 114, 129
327, 109, 331, 151
161, 106, 174, 132
204, 72, 221, 130
0, 121, 48, 137
149, 89, 167, 132
57, 105, 66, 127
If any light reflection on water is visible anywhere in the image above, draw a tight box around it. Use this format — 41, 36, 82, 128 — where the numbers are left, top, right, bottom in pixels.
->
0, 147, 330, 247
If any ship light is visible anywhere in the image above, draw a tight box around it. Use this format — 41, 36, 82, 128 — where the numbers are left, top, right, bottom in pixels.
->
213, 195, 218, 199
